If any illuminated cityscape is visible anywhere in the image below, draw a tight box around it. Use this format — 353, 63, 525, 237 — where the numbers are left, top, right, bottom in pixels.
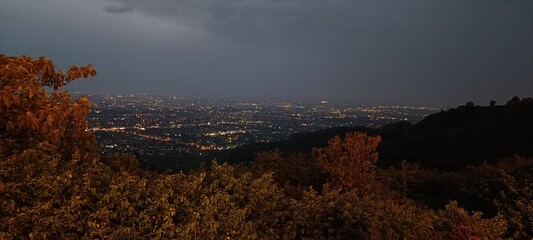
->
82, 93, 439, 168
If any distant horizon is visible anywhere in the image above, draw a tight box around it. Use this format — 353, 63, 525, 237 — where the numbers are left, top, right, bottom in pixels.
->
70, 90, 532, 110
72, 90, 451, 108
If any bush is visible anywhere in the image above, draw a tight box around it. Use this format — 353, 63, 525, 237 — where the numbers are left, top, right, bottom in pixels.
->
495, 171, 532, 239
436, 201, 507, 240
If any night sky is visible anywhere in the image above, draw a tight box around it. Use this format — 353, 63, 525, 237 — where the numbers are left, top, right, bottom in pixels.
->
1, 0, 532, 106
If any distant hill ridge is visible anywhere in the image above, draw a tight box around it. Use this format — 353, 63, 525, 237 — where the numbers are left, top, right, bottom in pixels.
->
380, 97, 533, 169
212, 97, 533, 170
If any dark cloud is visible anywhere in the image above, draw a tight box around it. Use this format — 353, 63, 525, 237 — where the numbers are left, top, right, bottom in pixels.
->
1, 0, 532, 106
109, 0, 376, 49
102, 4, 134, 14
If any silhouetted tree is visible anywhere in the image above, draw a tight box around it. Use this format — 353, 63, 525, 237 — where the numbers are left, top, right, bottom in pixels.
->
507, 96, 520, 105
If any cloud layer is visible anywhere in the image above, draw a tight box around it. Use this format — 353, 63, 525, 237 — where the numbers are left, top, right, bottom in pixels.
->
102, 4, 134, 14
1, 0, 532, 105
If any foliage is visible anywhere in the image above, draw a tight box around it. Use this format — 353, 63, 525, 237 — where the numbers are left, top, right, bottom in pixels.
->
0, 144, 103, 239
313, 132, 381, 191
407, 156, 533, 216
495, 171, 533, 239
435, 201, 507, 240
0, 54, 96, 159
0, 146, 289, 239
288, 186, 439, 240
377, 160, 422, 199
251, 150, 325, 198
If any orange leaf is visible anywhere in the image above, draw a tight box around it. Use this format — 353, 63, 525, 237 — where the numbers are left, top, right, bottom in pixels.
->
46, 115, 54, 125
2, 95, 10, 108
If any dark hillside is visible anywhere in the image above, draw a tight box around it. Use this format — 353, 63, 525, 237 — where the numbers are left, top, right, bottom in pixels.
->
379, 98, 533, 169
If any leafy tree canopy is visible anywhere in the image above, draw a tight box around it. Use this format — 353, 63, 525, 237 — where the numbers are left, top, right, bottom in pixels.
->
0, 54, 96, 159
